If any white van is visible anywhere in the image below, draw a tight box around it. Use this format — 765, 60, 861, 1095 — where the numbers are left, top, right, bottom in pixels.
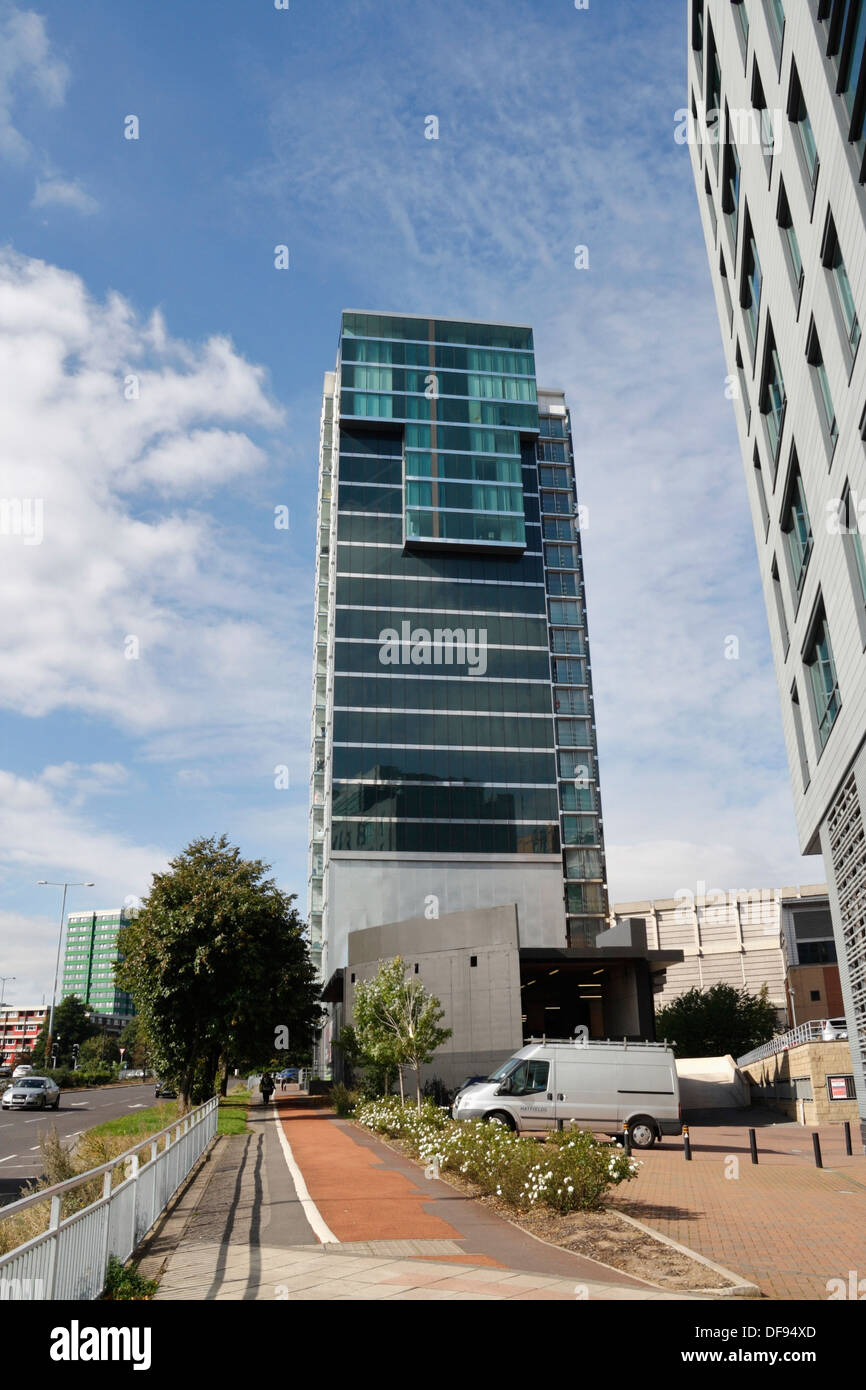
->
452, 1038, 681, 1148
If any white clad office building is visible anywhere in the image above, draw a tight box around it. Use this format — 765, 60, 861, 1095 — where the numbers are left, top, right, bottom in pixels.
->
688, 1, 866, 1137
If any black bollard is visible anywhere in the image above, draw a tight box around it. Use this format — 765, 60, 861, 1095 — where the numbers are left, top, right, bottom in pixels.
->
812, 1132, 823, 1169
749, 1127, 759, 1165
622, 1122, 631, 1157
682, 1125, 692, 1161
844, 1121, 852, 1157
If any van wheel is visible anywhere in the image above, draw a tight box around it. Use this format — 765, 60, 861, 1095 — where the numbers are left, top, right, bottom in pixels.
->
485, 1111, 516, 1132
627, 1119, 657, 1149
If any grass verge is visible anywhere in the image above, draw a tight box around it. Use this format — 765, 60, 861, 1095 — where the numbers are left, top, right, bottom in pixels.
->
89, 1102, 180, 1142
218, 1089, 251, 1134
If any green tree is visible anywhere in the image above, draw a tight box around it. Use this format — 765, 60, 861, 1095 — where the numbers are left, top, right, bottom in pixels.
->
655, 982, 779, 1059
353, 957, 452, 1109
118, 1015, 150, 1070
116, 835, 321, 1107
334, 1024, 392, 1097
76, 1033, 120, 1072
31, 995, 97, 1068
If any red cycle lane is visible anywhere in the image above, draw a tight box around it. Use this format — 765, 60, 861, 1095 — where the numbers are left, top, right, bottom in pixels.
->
274, 1094, 655, 1288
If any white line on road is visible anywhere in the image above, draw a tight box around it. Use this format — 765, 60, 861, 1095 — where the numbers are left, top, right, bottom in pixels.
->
273, 1113, 338, 1245
0, 1155, 18, 1163
128, 1104, 145, 1109
29, 1145, 40, 1151
70, 1103, 88, 1108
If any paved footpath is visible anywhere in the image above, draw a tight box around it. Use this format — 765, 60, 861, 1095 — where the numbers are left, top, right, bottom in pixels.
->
608, 1111, 866, 1301
151, 1091, 704, 1302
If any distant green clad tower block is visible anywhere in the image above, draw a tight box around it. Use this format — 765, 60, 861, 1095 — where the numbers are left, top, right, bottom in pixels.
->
62, 906, 136, 1019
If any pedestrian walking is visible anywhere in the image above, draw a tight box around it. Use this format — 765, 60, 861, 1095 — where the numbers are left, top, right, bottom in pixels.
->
261, 1071, 274, 1105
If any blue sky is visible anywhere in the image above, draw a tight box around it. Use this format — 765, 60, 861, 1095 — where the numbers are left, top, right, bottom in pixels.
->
0, 0, 818, 1007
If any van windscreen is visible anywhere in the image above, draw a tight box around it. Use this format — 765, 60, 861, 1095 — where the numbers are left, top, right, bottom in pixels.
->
487, 1058, 520, 1082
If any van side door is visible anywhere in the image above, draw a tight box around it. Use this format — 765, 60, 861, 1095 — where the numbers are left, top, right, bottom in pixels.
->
509, 1058, 556, 1131
554, 1052, 617, 1133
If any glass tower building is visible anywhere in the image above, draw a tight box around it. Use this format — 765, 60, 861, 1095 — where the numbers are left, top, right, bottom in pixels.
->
309, 312, 608, 1005
61, 907, 136, 1020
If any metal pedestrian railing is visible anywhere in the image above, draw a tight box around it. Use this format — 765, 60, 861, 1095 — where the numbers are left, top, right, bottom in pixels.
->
0, 1095, 218, 1300
737, 1018, 848, 1067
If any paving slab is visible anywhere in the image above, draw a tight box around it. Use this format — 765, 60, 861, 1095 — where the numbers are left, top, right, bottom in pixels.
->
609, 1114, 866, 1300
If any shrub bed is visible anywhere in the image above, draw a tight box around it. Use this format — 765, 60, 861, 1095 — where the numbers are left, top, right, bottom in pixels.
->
355, 1098, 639, 1213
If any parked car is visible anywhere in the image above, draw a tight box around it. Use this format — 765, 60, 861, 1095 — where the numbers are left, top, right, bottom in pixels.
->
452, 1039, 681, 1148
0, 1066, 12, 1079
279, 1067, 298, 1083
155, 1080, 178, 1100
12, 1064, 33, 1078
2, 1076, 61, 1110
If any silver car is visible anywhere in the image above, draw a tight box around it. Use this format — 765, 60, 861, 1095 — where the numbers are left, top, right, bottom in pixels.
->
1, 1077, 61, 1110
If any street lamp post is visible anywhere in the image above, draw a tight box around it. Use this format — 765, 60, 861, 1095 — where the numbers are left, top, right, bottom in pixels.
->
37, 880, 94, 1061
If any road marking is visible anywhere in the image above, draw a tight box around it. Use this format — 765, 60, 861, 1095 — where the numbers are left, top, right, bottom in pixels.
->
273, 1114, 338, 1245
128, 1104, 145, 1109
70, 1103, 88, 1108
0, 1155, 18, 1163
29, 1145, 40, 1151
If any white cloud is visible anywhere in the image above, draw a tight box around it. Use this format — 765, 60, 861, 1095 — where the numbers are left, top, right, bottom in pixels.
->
39, 762, 130, 801
0, 763, 167, 1003
0, 766, 167, 896
130, 429, 266, 494
0, 910, 63, 1007
0, 4, 68, 162
32, 175, 99, 215
0, 249, 302, 765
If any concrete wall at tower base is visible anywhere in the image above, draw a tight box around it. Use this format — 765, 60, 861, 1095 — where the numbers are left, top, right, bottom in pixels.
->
345, 903, 524, 1092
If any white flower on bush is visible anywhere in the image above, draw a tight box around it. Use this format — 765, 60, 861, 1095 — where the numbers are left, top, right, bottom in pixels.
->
355, 1101, 637, 1213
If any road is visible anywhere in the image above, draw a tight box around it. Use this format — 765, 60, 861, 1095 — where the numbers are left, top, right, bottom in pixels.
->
0, 1081, 157, 1204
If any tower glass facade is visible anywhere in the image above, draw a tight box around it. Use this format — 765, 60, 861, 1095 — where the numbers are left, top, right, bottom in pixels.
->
308, 313, 608, 997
